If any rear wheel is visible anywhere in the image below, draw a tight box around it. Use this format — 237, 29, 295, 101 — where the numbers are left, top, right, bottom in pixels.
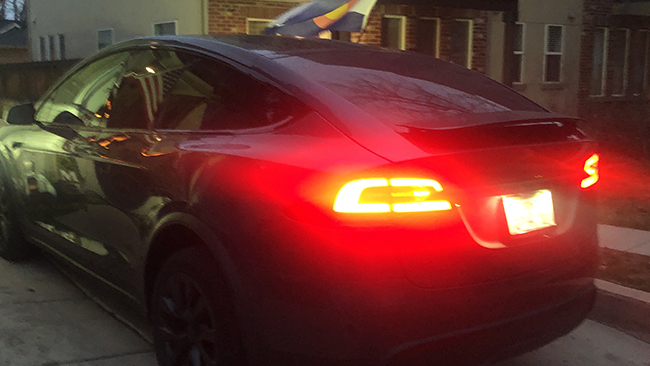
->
0, 181, 34, 261
151, 247, 245, 366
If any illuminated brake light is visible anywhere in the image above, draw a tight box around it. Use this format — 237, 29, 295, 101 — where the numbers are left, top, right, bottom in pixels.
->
390, 178, 443, 191
581, 154, 599, 189
333, 178, 452, 213
392, 201, 452, 213
333, 179, 390, 213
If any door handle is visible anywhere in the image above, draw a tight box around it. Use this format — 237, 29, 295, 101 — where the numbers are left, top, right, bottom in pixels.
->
12, 142, 22, 149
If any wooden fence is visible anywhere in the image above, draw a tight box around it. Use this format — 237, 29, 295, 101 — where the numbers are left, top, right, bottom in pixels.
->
0, 59, 80, 103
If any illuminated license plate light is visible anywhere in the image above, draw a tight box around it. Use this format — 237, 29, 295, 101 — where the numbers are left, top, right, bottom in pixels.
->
502, 190, 556, 235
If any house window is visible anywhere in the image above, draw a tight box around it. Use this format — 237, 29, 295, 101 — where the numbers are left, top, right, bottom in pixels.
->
331, 31, 351, 42
381, 15, 406, 50
610, 28, 630, 96
450, 19, 473, 68
59, 34, 66, 60
544, 25, 563, 83
514, 23, 525, 83
590, 28, 608, 96
39, 36, 46, 61
630, 30, 649, 96
154, 21, 177, 36
98, 29, 114, 50
247, 19, 272, 35
416, 18, 440, 57
48, 35, 55, 60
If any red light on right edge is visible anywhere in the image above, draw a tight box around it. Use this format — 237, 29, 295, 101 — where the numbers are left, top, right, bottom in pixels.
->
581, 154, 599, 189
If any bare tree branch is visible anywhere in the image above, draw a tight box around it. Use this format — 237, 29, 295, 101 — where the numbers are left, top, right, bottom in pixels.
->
0, 1, 7, 21
0, 0, 25, 21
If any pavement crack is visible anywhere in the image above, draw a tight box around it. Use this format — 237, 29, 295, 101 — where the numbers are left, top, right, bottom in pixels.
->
42, 350, 155, 366
0, 296, 86, 307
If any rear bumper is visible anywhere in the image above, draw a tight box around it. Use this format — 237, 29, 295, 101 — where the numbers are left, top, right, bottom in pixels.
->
248, 266, 595, 366
382, 283, 595, 366
238, 222, 597, 365
221, 190, 598, 365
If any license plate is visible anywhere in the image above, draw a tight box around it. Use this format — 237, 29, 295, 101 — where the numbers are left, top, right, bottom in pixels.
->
502, 190, 556, 235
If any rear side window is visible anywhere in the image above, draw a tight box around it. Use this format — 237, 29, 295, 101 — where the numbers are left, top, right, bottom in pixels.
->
277, 51, 546, 130
35, 52, 129, 126
127, 50, 306, 131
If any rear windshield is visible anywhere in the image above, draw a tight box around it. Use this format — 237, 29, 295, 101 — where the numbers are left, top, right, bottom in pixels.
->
276, 51, 547, 130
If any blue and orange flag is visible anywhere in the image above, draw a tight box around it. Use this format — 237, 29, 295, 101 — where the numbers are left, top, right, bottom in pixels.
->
265, 0, 378, 37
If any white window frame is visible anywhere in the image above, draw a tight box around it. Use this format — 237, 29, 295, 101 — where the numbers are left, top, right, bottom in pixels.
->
97, 28, 114, 51
153, 20, 178, 36
453, 18, 474, 69
590, 27, 609, 97
58, 34, 66, 60
612, 28, 630, 97
419, 17, 441, 58
246, 18, 272, 35
39, 36, 46, 61
514, 22, 526, 84
384, 15, 406, 51
543, 24, 564, 83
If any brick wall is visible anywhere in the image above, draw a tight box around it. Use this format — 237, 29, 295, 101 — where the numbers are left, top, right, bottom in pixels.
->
208, 1, 490, 74
208, 0, 298, 34
352, 5, 489, 74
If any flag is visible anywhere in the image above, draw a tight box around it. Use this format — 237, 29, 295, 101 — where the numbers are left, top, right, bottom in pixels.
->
265, 0, 378, 37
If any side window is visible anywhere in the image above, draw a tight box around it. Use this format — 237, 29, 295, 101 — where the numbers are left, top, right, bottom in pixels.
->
35, 52, 129, 127
151, 52, 307, 131
103, 49, 184, 130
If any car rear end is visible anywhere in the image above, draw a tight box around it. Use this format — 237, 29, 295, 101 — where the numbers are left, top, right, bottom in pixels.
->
366, 122, 598, 365
245, 128, 598, 365
219, 41, 599, 365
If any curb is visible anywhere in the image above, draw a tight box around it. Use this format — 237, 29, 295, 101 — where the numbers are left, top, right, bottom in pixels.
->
588, 279, 650, 344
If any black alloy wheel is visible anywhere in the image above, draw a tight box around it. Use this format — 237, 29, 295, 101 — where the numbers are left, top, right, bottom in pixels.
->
0, 181, 33, 261
152, 248, 244, 366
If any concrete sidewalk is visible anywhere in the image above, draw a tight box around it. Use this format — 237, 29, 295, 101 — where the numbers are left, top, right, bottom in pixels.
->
1, 225, 648, 366
0, 256, 156, 366
598, 224, 650, 256
589, 225, 650, 344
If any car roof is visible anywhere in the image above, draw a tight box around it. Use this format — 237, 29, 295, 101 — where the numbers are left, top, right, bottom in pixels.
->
87, 35, 555, 162
84, 34, 435, 162
107, 34, 399, 64
155, 34, 386, 54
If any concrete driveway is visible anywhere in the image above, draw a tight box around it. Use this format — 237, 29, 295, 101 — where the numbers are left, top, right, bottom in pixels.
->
2, 252, 650, 366
0, 256, 156, 366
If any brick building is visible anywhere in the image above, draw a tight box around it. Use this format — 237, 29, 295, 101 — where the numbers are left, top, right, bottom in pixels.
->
26, 0, 650, 148
204, 0, 592, 117
579, 0, 650, 151
205, 0, 513, 77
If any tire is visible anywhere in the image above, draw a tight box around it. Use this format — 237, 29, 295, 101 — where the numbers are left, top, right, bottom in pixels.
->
0, 181, 34, 261
151, 247, 246, 366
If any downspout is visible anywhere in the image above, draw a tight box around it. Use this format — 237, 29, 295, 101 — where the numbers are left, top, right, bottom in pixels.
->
201, 0, 209, 34
26, 0, 33, 60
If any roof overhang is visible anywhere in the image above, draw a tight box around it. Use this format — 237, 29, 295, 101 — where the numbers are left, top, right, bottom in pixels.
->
377, 0, 518, 13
